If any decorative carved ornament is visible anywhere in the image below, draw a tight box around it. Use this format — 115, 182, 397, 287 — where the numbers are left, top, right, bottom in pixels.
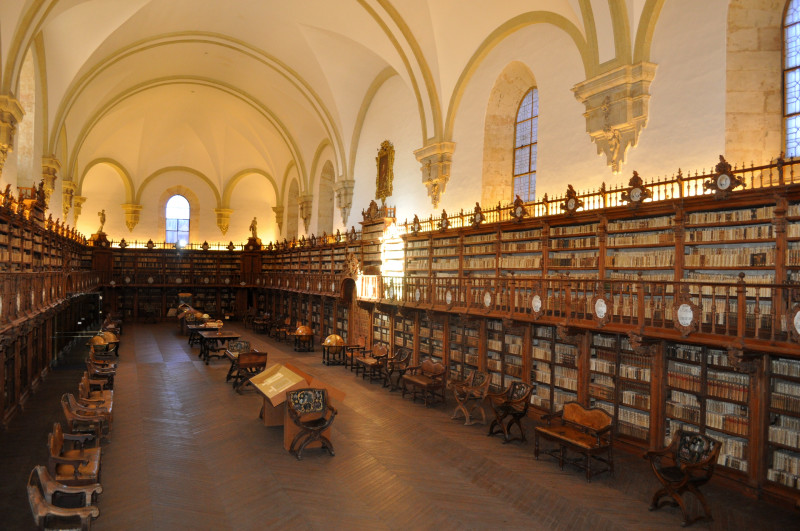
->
480, 290, 493, 312
438, 210, 449, 231
703, 155, 744, 199
726, 340, 759, 374
213, 208, 232, 235
334, 178, 355, 225
572, 62, 657, 173
414, 141, 456, 208
620, 171, 652, 208
299, 194, 313, 233
362, 199, 381, 222
342, 252, 361, 279
556, 325, 582, 345
41, 156, 60, 205
122, 203, 143, 232
626, 331, 657, 357
272, 205, 284, 235
510, 195, 527, 222
470, 202, 484, 227
530, 286, 544, 320
410, 214, 422, 235
376, 140, 394, 204
674, 286, 700, 337
0, 95, 23, 178
591, 294, 612, 327
560, 185, 583, 216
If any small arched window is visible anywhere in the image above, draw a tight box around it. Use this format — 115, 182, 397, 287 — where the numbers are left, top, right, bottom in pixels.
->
165, 195, 190, 246
513, 88, 538, 202
785, 0, 800, 156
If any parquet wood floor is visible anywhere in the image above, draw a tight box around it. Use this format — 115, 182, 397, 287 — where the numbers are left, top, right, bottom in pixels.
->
3, 321, 798, 530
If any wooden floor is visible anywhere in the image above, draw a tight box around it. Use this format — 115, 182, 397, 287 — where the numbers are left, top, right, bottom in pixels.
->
3, 322, 798, 530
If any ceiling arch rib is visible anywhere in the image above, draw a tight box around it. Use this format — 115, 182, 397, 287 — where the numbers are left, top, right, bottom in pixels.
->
50, 33, 347, 185
67, 78, 307, 193
78, 157, 135, 201
222, 168, 279, 209
136, 166, 220, 207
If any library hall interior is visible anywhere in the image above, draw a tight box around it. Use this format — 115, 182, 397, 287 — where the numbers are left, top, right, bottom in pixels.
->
4, 0, 800, 529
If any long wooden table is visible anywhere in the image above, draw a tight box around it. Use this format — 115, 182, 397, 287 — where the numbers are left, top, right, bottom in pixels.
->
197, 330, 240, 364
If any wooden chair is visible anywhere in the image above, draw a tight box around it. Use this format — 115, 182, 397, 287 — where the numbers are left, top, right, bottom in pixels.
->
451, 370, 491, 425
286, 388, 337, 460
401, 358, 447, 407
354, 343, 388, 382
381, 347, 412, 391
85, 360, 114, 390
47, 423, 101, 487
61, 394, 110, 441
487, 381, 533, 443
28, 465, 101, 531
343, 336, 367, 371
645, 430, 721, 526
79, 372, 113, 404
230, 351, 269, 393
224, 341, 251, 382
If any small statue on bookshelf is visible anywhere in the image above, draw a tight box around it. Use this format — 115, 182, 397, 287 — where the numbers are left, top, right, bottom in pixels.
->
98, 209, 106, 233
249, 216, 258, 238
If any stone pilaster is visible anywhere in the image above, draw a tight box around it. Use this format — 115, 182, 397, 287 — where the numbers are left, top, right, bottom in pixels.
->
572, 62, 657, 173
413, 141, 456, 208
214, 208, 233, 235
121, 203, 143, 232
0, 95, 24, 178
298, 194, 313, 233
333, 178, 355, 225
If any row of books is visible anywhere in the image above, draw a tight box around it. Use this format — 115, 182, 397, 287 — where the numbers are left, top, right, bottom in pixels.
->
606, 232, 674, 246
685, 225, 774, 242
686, 206, 774, 225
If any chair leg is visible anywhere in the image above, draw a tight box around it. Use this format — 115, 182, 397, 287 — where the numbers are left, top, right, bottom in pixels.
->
688, 484, 713, 523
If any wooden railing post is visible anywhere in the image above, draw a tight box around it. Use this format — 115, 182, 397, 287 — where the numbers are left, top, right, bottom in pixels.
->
737, 272, 746, 339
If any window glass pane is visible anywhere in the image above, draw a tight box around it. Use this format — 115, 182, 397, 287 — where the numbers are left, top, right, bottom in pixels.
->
166, 231, 177, 244
531, 89, 539, 117
788, 69, 800, 115
514, 146, 530, 175
787, 115, 800, 158
788, 22, 800, 69
530, 149, 538, 172
517, 91, 532, 121
788, 0, 800, 27
178, 219, 189, 232
166, 219, 177, 231
165, 195, 190, 219
516, 120, 531, 148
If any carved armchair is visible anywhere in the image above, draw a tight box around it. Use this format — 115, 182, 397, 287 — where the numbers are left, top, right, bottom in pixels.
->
382, 347, 412, 391
47, 423, 102, 487
645, 430, 721, 526
28, 465, 100, 531
286, 388, 337, 460
79, 372, 113, 404
61, 393, 111, 441
451, 370, 491, 426
487, 381, 533, 443
224, 341, 251, 382
230, 351, 269, 393
400, 358, 447, 407
343, 336, 367, 371
85, 360, 114, 390
354, 343, 388, 382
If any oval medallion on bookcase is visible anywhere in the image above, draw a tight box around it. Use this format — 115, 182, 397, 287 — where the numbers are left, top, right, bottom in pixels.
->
444, 288, 454, 309
673, 288, 700, 337
414, 287, 422, 303
591, 294, 612, 327
530, 289, 544, 320
481, 290, 493, 312
789, 305, 800, 343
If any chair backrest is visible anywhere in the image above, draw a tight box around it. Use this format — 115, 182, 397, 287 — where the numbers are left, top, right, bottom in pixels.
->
287, 388, 327, 415
470, 370, 491, 391
420, 359, 446, 378
562, 401, 612, 431
238, 351, 268, 369
373, 343, 388, 357
48, 422, 64, 458
227, 340, 251, 354
675, 431, 720, 468
393, 348, 412, 366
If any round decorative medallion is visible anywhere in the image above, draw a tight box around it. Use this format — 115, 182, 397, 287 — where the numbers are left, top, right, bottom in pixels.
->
794, 310, 800, 336
717, 173, 731, 191
203, 277, 210, 284
317, 281, 322, 291
532, 294, 542, 313
445, 290, 453, 306
514, 205, 524, 218
630, 187, 643, 202
483, 291, 492, 308
415, 288, 421, 302
331, 281, 336, 292
240, 281, 246, 286
224, 278, 230, 285
594, 298, 607, 319
16, 293, 21, 312
110, 280, 116, 286
175, 277, 181, 284
124, 276, 131, 284
677, 303, 694, 328
387, 286, 395, 300
306, 281, 310, 290
567, 198, 577, 211
148, 276, 155, 284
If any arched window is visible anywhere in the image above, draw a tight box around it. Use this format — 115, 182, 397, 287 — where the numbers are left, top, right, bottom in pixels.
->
786, 0, 800, 157
513, 88, 538, 202
165, 195, 190, 246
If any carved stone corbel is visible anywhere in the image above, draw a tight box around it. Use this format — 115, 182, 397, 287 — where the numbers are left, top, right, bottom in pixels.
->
122, 204, 143, 232
41, 157, 60, 205
72, 196, 86, 225
213, 208, 232, 235
572, 63, 657, 173
298, 195, 313, 233
61, 181, 76, 219
333, 178, 354, 224
0, 95, 24, 178
414, 141, 456, 208
272, 205, 284, 235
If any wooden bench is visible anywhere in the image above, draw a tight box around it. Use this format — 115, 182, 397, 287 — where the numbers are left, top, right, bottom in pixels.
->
534, 401, 614, 482
400, 359, 447, 407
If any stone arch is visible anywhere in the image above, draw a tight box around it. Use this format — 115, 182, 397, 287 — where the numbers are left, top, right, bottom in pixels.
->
481, 62, 537, 205
78, 158, 135, 202
15, 48, 37, 188
136, 166, 221, 207
221, 168, 279, 208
